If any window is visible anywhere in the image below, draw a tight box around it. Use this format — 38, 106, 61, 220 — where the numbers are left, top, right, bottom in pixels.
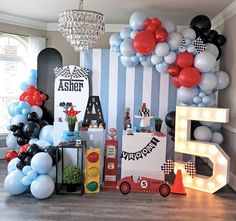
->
0, 34, 29, 135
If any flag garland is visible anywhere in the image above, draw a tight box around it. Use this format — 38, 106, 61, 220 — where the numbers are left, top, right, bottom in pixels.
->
185, 160, 196, 178
121, 137, 160, 161
161, 158, 175, 174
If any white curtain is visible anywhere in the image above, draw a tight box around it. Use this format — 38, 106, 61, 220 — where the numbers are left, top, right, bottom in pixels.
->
28, 36, 46, 70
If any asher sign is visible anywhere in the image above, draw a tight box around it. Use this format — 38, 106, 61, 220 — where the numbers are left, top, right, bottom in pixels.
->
54, 65, 89, 123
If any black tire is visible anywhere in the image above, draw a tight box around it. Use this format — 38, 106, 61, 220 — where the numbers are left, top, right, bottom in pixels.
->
159, 184, 170, 197
120, 182, 131, 195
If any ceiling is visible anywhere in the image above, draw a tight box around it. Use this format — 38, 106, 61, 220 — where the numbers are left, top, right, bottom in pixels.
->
0, 0, 234, 25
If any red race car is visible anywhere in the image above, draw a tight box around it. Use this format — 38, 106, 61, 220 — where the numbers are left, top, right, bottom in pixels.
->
117, 176, 170, 197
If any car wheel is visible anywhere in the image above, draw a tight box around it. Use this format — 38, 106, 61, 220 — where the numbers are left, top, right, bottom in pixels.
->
159, 184, 170, 197
120, 182, 131, 195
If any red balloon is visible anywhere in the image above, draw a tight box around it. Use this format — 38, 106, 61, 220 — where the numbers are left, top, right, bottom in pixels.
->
172, 76, 181, 88
155, 26, 168, 42
5, 150, 18, 161
176, 52, 194, 68
151, 18, 161, 27
144, 18, 151, 27
26, 86, 37, 96
168, 64, 181, 76
40, 93, 47, 101
18, 144, 29, 153
147, 23, 158, 33
34, 91, 41, 97
178, 67, 201, 88
24, 96, 34, 106
133, 30, 156, 55
36, 101, 43, 106
33, 95, 41, 102
19, 92, 27, 101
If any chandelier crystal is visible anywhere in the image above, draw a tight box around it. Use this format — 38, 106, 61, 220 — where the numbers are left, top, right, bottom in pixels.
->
58, 0, 105, 52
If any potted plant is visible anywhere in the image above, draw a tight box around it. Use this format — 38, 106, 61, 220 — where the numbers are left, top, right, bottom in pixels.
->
64, 106, 81, 132
154, 118, 163, 132
63, 165, 81, 192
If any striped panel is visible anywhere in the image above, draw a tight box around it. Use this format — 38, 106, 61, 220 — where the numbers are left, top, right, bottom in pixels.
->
81, 49, 177, 156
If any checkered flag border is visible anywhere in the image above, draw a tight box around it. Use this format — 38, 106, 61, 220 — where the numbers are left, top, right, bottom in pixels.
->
185, 160, 196, 178
193, 36, 206, 53
138, 108, 150, 117
161, 158, 175, 175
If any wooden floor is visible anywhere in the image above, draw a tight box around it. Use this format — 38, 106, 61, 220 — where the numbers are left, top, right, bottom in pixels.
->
0, 160, 236, 221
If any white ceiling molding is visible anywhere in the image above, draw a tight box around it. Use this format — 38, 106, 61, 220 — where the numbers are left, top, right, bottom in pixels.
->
0, 12, 47, 30
211, 0, 236, 29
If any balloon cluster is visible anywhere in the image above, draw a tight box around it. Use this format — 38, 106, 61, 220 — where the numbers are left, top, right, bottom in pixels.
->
20, 86, 47, 106
19, 69, 37, 91
5, 145, 59, 199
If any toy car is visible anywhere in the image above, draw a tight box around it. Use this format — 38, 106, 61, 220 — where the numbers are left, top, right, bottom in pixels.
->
116, 176, 171, 197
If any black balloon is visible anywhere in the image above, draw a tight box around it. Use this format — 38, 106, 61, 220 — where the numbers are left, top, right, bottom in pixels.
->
24, 156, 32, 166
17, 122, 25, 129
23, 121, 40, 138
10, 125, 18, 132
18, 152, 28, 161
190, 15, 211, 36
13, 129, 24, 137
26, 144, 42, 157
206, 30, 219, 44
16, 161, 25, 170
217, 34, 226, 47
17, 137, 29, 146
44, 146, 60, 165
27, 112, 39, 122
216, 46, 222, 61
38, 119, 49, 128
165, 111, 176, 129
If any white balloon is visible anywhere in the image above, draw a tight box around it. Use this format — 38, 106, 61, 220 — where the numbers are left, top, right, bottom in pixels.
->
167, 32, 183, 51
215, 71, 230, 90
205, 43, 219, 58
30, 175, 54, 199
199, 72, 218, 91
155, 43, 170, 57
177, 87, 199, 104
194, 126, 212, 142
164, 51, 177, 64
162, 21, 176, 33
211, 132, 223, 144
181, 28, 196, 41
194, 51, 216, 73
210, 123, 222, 131
31, 106, 43, 119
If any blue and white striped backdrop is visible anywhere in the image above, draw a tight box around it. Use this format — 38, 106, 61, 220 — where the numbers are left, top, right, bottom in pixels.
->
80, 49, 177, 158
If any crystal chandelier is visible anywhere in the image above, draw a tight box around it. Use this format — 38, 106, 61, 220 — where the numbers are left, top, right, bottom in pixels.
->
58, 0, 105, 52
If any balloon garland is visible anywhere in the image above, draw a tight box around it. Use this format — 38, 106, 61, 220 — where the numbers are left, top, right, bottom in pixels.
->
4, 69, 60, 199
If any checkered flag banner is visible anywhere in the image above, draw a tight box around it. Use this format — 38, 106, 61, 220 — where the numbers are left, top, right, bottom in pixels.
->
72, 66, 89, 79
193, 36, 206, 53
179, 38, 186, 53
138, 108, 150, 117
185, 160, 196, 178
54, 66, 70, 78
161, 158, 175, 175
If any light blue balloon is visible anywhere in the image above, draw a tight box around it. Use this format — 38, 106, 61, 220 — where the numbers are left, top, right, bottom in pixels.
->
109, 33, 122, 46
13, 106, 22, 115
30, 175, 55, 199
155, 62, 169, 74
111, 45, 120, 53
193, 96, 202, 104
4, 170, 28, 195
35, 140, 50, 149
129, 11, 148, 31
139, 56, 146, 62
27, 170, 37, 180
20, 82, 29, 91
151, 55, 163, 65
140, 55, 154, 67
8, 101, 19, 117
6, 133, 18, 149
198, 103, 206, 107
210, 123, 222, 131
10, 114, 27, 126
199, 91, 206, 97
194, 126, 212, 142
47, 166, 56, 182
120, 39, 135, 57
206, 96, 215, 107
187, 44, 197, 54
120, 56, 139, 67
155, 43, 170, 57
184, 39, 192, 46
120, 27, 132, 40
177, 86, 199, 104
30, 69, 37, 77
29, 138, 39, 145
131, 56, 139, 63
211, 132, 223, 144
31, 152, 52, 174
27, 75, 37, 86
22, 176, 32, 186
130, 31, 137, 39
19, 101, 31, 109
7, 158, 20, 174
22, 108, 31, 115
39, 125, 54, 144
164, 51, 177, 64
136, 52, 143, 57
215, 71, 230, 90
202, 96, 210, 104
22, 166, 32, 176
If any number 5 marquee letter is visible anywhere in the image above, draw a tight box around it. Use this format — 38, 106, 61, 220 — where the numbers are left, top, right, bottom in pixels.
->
175, 106, 230, 193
